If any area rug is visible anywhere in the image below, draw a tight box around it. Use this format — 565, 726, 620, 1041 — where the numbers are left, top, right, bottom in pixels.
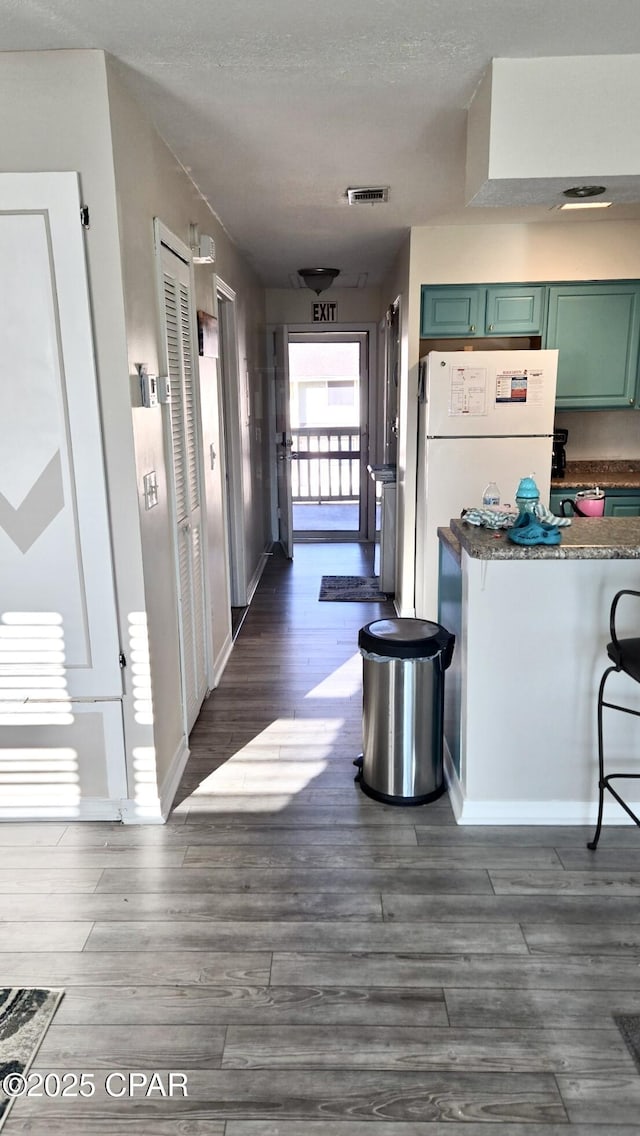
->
0, 988, 64, 1130
319, 575, 389, 602
615, 1013, 640, 1074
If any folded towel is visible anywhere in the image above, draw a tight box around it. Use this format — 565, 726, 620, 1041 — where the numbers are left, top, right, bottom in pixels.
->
462, 502, 571, 530
531, 501, 571, 527
461, 507, 515, 530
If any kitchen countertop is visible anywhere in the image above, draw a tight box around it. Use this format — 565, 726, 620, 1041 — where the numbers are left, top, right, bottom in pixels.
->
439, 526, 462, 564
442, 515, 640, 560
551, 460, 640, 490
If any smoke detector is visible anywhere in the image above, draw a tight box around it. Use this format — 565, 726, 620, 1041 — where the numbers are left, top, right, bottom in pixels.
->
346, 186, 389, 205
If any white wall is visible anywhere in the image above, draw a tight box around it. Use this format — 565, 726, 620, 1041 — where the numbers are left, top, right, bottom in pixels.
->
411, 220, 640, 285
397, 220, 640, 613
556, 410, 640, 461
105, 57, 269, 789
266, 287, 381, 326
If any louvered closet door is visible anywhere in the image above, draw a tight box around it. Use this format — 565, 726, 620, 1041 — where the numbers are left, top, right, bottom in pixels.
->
161, 244, 207, 732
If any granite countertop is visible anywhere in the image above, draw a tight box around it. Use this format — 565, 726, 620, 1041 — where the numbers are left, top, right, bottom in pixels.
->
443, 515, 640, 560
551, 460, 640, 490
439, 527, 462, 563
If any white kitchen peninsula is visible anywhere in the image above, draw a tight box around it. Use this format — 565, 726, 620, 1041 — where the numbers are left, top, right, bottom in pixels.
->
438, 517, 640, 826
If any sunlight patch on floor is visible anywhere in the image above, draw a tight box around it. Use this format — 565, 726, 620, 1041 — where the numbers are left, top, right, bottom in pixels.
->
303, 652, 361, 700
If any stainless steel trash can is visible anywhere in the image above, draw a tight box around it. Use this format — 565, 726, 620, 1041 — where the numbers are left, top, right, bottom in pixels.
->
356, 618, 455, 805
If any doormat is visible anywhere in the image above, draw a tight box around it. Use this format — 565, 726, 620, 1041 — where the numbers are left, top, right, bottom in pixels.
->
0, 988, 64, 1131
319, 575, 389, 602
615, 1014, 640, 1074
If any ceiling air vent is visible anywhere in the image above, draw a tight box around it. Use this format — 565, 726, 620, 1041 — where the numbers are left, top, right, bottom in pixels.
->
346, 186, 389, 205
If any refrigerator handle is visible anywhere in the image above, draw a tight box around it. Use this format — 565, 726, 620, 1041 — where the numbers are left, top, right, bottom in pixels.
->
418, 359, 427, 403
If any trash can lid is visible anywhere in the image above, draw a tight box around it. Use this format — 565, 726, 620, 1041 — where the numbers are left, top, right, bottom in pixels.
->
358, 617, 453, 660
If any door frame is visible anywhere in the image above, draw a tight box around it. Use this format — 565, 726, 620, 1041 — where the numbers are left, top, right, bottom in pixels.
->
213, 276, 248, 606
272, 324, 293, 557
271, 322, 379, 542
383, 295, 401, 466
153, 218, 212, 734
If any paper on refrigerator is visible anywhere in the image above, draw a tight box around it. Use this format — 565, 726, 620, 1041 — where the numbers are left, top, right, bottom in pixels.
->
448, 365, 488, 416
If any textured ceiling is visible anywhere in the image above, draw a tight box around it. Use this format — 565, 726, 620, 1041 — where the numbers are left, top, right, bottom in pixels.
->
3, 0, 640, 285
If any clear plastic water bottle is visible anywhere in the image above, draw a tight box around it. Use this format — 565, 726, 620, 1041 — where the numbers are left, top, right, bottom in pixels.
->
482, 481, 500, 507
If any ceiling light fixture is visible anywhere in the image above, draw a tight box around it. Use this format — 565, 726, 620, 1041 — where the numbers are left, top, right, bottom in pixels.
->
559, 201, 612, 210
298, 267, 340, 295
562, 185, 607, 199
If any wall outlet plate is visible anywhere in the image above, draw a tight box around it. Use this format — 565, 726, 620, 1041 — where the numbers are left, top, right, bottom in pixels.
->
143, 471, 159, 510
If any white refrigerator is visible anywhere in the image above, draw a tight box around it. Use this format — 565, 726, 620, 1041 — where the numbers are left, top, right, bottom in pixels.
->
415, 349, 559, 619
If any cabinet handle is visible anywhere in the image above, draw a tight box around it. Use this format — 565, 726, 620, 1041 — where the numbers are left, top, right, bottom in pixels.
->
488, 323, 494, 331
469, 324, 476, 332
630, 398, 635, 405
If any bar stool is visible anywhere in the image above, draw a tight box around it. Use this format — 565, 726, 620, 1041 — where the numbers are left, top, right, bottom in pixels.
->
588, 589, 640, 850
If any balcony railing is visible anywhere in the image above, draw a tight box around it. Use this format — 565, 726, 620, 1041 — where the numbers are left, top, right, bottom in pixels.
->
292, 427, 361, 503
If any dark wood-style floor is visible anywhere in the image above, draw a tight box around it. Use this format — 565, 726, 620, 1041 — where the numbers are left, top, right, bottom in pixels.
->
3, 542, 640, 1134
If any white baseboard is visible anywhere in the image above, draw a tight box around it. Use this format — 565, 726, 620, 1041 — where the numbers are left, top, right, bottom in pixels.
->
246, 547, 271, 606
158, 734, 190, 821
206, 545, 270, 693
443, 741, 464, 821
210, 630, 233, 690
118, 735, 190, 824
118, 798, 164, 824
442, 743, 639, 826
0, 798, 123, 822
454, 798, 640, 826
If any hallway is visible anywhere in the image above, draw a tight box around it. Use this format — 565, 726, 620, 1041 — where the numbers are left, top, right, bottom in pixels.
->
2, 542, 640, 1132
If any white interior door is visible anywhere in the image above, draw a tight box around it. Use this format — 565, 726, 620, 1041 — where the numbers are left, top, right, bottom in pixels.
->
158, 234, 208, 733
0, 172, 126, 815
273, 325, 293, 558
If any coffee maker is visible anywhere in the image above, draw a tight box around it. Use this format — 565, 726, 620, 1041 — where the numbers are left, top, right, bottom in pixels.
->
551, 428, 568, 478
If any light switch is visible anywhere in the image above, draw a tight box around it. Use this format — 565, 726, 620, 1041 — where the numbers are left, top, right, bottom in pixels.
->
143, 471, 159, 510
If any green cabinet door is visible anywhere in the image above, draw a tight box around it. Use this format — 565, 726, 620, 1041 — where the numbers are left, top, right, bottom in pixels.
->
604, 491, 640, 516
546, 284, 640, 409
421, 286, 481, 337
485, 285, 545, 335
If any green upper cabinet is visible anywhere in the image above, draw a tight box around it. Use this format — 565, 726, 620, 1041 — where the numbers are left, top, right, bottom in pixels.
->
420, 286, 482, 337
421, 284, 544, 338
485, 286, 544, 335
421, 280, 640, 409
545, 283, 640, 409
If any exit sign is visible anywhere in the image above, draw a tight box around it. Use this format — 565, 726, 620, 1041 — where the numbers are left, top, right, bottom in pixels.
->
312, 301, 338, 322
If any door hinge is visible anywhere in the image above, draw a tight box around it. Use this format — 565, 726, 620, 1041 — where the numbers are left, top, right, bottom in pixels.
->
80, 205, 90, 229
119, 652, 127, 669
